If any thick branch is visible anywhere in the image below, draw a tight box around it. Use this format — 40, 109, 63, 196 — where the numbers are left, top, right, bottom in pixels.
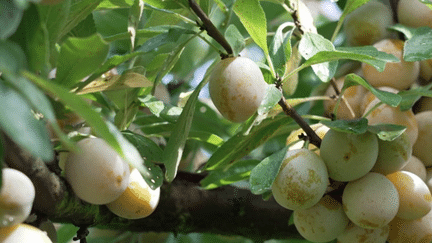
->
189, 0, 233, 56
3, 135, 300, 241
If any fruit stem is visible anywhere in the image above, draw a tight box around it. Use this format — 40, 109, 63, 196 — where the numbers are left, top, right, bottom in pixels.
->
276, 93, 322, 148
189, 0, 233, 57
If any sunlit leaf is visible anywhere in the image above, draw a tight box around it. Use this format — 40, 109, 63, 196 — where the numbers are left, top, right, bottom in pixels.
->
321, 118, 369, 134
201, 159, 260, 190
367, 124, 407, 141
233, 0, 268, 55
404, 26, 432, 62
249, 146, 288, 195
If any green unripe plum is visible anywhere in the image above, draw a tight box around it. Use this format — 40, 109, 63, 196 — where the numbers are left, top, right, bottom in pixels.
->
320, 130, 379, 182
386, 171, 432, 220
272, 149, 329, 210
294, 195, 349, 242
371, 132, 412, 175
342, 172, 399, 229
337, 222, 389, 243
362, 39, 420, 91
344, 0, 394, 46
0, 168, 35, 227
65, 137, 131, 205
209, 57, 268, 123
397, 0, 432, 28
413, 111, 432, 166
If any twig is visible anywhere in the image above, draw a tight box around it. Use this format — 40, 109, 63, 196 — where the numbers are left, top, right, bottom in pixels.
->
188, 0, 233, 57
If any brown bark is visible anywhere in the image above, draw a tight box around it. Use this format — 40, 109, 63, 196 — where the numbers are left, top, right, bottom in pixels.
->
3, 134, 300, 241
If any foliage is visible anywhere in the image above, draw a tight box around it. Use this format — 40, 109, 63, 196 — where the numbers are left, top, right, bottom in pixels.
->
1, 0, 432, 242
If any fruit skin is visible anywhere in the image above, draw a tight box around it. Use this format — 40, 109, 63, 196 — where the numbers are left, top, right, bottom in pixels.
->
320, 130, 378, 182
337, 222, 389, 243
344, 0, 394, 46
413, 111, 432, 166
342, 172, 399, 229
362, 87, 419, 146
371, 132, 412, 175
64, 137, 131, 205
209, 57, 268, 123
386, 171, 432, 220
293, 195, 349, 242
272, 149, 329, 210
397, 0, 432, 28
361, 39, 420, 91
286, 123, 329, 155
402, 155, 427, 181
324, 75, 367, 120
0, 223, 52, 243
106, 168, 160, 219
0, 168, 35, 227
388, 202, 432, 243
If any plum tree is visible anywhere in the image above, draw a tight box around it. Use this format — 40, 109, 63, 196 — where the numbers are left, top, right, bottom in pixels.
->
2, 0, 432, 242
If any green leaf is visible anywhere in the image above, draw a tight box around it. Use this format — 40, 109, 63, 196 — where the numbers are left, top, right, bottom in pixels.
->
10, 4, 50, 74
404, 27, 432, 62
205, 117, 292, 171
77, 52, 144, 90
258, 84, 282, 115
321, 118, 369, 134
122, 130, 164, 189
340, 0, 371, 19
388, 24, 417, 39
298, 32, 338, 82
249, 146, 288, 195
97, 0, 134, 8
0, 40, 27, 73
142, 0, 182, 9
420, 0, 432, 9
56, 34, 109, 89
138, 95, 182, 123
0, 1, 23, 39
137, 27, 194, 53
23, 71, 122, 156
398, 82, 432, 111
56, 224, 79, 243
188, 131, 224, 149
200, 159, 260, 190
367, 124, 407, 141
344, 74, 402, 107
60, 0, 103, 39
0, 80, 54, 162
225, 24, 245, 57
300, 46, 400, 78
233, 0, 269, 55
163, 66, 211, 182
270, 22, 295, 76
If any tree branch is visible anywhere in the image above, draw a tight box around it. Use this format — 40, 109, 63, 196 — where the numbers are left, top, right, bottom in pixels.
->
188, 0, 233, 57
3, 135, 301, 241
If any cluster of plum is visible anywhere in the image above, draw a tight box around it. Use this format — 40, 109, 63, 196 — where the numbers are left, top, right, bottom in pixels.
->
0, 168, 53, 242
